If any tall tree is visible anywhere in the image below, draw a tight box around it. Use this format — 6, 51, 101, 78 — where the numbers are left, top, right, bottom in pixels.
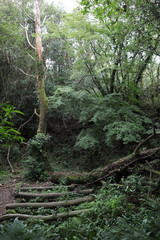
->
34, 0, 48, 134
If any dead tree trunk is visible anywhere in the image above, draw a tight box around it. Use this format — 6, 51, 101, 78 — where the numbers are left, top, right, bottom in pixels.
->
34, 0, 48, 134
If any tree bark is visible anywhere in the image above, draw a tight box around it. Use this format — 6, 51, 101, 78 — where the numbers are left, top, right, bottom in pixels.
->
6, 196, 94, 209
34, 0, 48, 134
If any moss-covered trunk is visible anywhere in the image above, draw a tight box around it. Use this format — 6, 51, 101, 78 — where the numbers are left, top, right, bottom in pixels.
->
34, 0, 48, 134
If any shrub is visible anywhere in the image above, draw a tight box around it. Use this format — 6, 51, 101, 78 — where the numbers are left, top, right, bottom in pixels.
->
24, 134, 51, 181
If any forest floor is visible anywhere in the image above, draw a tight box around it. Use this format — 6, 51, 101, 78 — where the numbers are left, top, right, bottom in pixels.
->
0, 174, 53, 215
0, 181, 15, 215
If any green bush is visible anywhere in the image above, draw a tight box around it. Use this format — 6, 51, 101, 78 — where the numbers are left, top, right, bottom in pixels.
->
98, 199, 160, 240
24, 134, 51, 181
49, 89, 152, 150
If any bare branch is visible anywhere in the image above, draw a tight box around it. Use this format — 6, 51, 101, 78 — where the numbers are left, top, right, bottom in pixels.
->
18, 112, 35, 131
34, 108, 40, 118
25, 26, 36, 50
28, 53, 36, 61
19, 68, 36, 78
15, 1, 34, 22
20, 24, 35, 50
41, 15, 47, 27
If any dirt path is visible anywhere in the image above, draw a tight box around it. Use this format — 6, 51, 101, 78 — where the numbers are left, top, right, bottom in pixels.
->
0, 178, 54, 215
0, 182, 15, 215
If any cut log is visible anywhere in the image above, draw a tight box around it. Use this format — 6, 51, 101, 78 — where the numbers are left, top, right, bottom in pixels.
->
6, 196, 94, 209
15, 189, 93, 198
20, 184, 78, 191
0, 209, 89, 222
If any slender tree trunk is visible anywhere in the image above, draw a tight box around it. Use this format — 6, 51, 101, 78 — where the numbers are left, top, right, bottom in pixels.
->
34, 0, 48, 134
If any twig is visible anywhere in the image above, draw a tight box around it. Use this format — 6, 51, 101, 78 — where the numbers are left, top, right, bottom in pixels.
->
18, 112, 35, 131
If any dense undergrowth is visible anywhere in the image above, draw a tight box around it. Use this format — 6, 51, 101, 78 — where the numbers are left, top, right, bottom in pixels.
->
0, 174, 160, 240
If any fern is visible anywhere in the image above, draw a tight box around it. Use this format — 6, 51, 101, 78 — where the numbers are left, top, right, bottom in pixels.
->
75, 129, 99, 149
0, 219, 45, 240
49, 90, 152, 149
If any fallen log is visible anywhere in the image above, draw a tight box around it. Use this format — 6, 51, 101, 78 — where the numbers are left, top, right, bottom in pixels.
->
0, 209, 89, 222
6, 196, 94, 209
14, 189, 93, 198
47, 134, 160, 186
50, 172, 89, 184
87, 147, 160, 186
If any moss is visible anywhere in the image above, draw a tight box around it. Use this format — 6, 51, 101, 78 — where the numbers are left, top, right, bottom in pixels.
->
50, 172, 89, 184
36, 60, 48, 134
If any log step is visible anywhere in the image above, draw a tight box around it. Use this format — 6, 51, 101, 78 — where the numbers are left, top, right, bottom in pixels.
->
6, 196, 94, 209
15, 189, 93, 199
19, 184, 78, 191
0, 209, 90, 222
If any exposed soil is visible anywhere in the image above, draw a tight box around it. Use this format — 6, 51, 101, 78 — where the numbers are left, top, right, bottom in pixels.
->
0, 181, 15, 216
0, 176, 53, 216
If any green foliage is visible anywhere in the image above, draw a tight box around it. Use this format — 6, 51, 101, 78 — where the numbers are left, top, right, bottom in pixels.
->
50, 90, 151, 149
0, 102, 24, 146
98, 199, 160, 240
0, 218, 45, 240
75, 129, 99, 150
24, 134, 51, 181
24, 156, 48, 182
51, 177, 160, 239
1, 175, 159, 240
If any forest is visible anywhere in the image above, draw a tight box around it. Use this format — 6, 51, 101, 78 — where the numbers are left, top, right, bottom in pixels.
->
0, 0, 160, 239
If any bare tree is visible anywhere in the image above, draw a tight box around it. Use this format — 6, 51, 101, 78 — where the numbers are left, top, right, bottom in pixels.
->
34, 0, 48, 134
